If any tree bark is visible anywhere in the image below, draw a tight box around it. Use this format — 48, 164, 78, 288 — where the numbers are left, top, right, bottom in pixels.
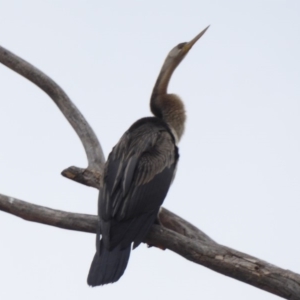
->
1, 44, 300, 299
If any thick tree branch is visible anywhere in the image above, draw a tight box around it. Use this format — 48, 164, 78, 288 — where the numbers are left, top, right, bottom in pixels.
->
1, 43, 300, 299
1, 193, 300, 299
0, 45, 105, 173
146, 225, 300, 300
60, 166, 215, 244
0, 194, 98, 233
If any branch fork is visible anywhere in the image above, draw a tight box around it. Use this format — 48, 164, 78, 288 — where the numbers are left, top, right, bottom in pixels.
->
0, 44, 299, 299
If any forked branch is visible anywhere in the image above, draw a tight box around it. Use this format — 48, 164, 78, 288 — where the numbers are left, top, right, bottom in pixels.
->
0, 44, 300, 299
1, 193, 300, 299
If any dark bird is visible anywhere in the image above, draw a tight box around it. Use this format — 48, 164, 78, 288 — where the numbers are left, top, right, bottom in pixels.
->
87, 26, 209, 286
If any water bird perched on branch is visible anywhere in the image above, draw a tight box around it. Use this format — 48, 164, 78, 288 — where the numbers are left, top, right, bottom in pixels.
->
87, 26, 209, 286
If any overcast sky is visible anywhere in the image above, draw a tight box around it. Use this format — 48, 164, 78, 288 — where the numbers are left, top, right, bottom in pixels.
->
1, 1, 300, 299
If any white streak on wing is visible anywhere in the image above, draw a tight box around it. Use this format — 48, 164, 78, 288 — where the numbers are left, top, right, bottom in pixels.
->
168, 126, 179, 145
170, 164, 178, 184
8, 197, 14, 204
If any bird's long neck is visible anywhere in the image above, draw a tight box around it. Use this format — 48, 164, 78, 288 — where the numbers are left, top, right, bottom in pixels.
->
151, 60, 186, 142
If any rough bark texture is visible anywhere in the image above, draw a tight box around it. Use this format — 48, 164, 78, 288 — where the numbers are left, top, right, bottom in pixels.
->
1, 193, 300, 299
61, 166, 102, 189
1, 44, 300, 299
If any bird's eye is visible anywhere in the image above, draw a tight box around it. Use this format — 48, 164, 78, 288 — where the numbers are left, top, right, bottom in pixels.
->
177, 42, 186, 49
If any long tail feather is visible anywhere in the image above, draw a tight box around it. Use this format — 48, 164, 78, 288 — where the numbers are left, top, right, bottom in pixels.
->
87, 244, 131, 286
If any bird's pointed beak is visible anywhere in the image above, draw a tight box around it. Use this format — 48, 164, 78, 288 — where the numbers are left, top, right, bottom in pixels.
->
182, 25, 210, 54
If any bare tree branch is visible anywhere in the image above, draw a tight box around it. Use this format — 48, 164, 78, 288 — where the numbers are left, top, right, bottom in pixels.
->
60, 165, 214, 244
158, 207, 215, 244
0, 45, 105, 173
0, 193, 97, 233
1, 43, 300, 299
146, 225, 300, 300
61, 166, 102, 189
1, 193, 299, 299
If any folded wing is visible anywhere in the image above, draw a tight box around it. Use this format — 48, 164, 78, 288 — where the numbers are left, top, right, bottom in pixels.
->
99, 117, 179, 250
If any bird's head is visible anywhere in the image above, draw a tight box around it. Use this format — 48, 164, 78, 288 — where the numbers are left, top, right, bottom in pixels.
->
162, 26, 210, 72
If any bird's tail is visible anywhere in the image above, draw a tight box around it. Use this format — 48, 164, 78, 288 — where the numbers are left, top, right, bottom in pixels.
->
87, 243, 131, 286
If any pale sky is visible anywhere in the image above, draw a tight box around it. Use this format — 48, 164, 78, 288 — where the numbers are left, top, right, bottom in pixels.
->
0, 1, 300, 299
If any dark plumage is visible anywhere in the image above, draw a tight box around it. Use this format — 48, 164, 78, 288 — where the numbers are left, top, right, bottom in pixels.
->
88, 118, 178, 285
87, 26, 209, 286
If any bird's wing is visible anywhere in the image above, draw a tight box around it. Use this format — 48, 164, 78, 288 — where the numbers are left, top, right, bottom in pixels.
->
99, 121, 178, 249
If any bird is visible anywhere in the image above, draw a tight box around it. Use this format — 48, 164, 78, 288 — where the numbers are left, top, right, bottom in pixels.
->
87, 26, 209, 286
